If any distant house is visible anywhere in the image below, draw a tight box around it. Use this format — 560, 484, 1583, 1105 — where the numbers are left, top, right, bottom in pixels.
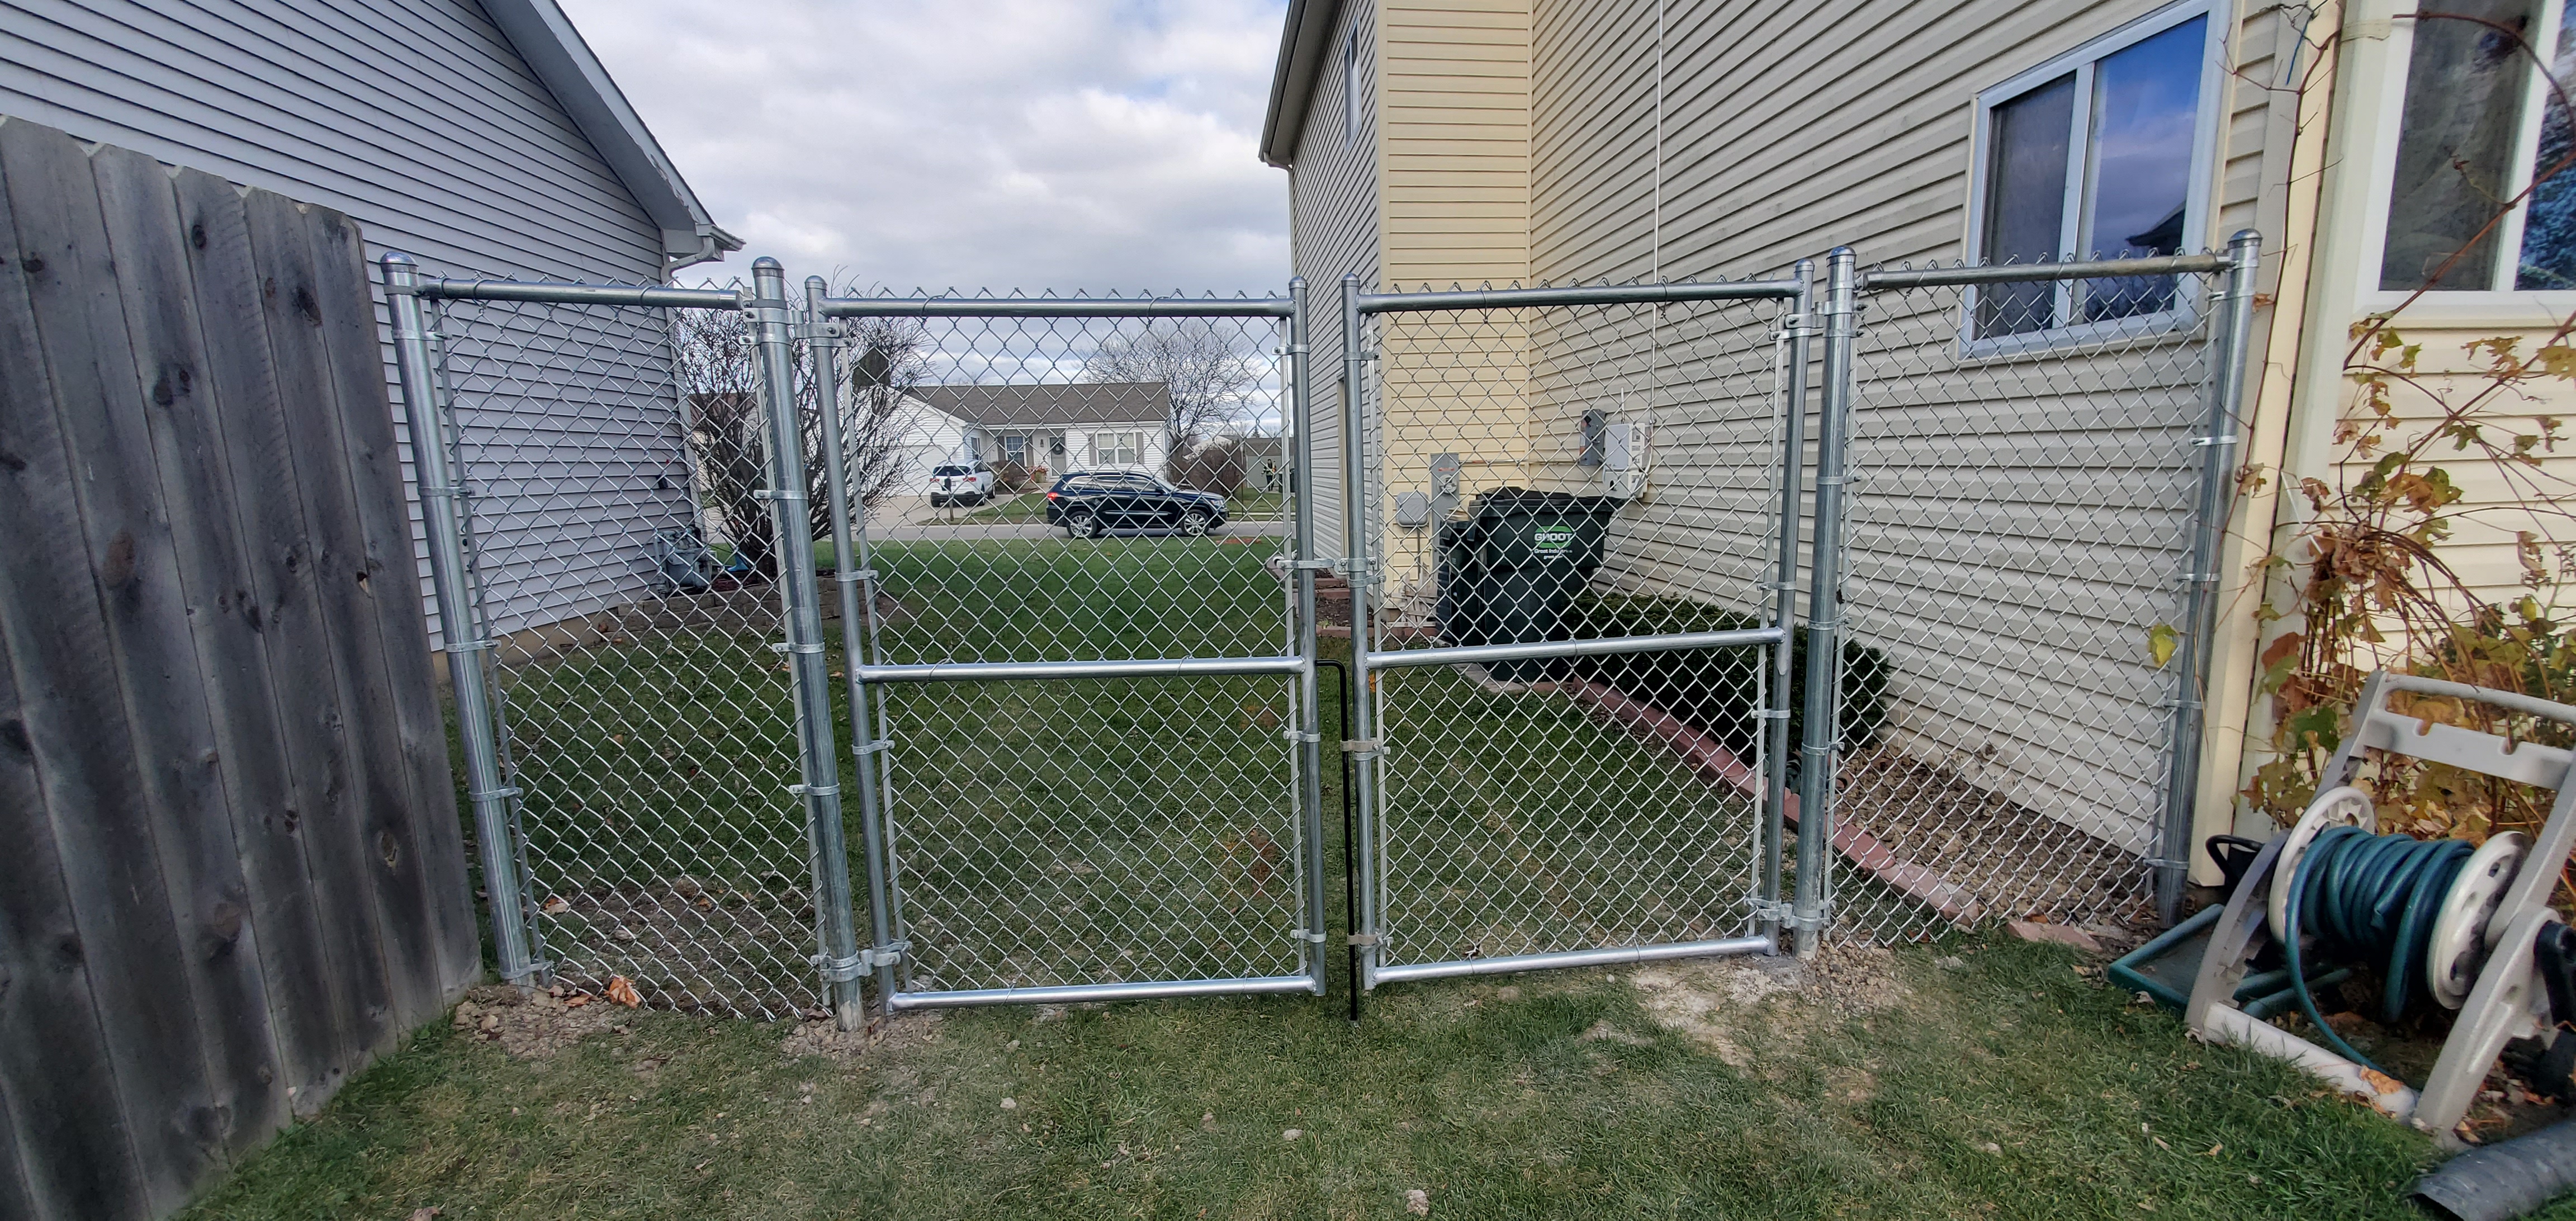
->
2, 0, 740, 645
911, 382, 1176, 480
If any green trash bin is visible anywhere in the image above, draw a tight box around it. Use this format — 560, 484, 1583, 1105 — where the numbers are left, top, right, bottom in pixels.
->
1434, 489, 1621, 680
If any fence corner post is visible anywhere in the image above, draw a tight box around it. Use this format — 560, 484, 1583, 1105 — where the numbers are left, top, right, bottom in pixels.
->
1791, 247, 1858, 959
751, 258, 865, 1029
2156, 230, 2265, 926
384, 251, 541, 987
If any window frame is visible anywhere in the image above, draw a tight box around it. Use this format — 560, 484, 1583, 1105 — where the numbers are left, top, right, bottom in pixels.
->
1342, 22, 1361, 149
1961, 0, 2231, 356
1095, 431, 1143, 467
2357, 0, 2574, 311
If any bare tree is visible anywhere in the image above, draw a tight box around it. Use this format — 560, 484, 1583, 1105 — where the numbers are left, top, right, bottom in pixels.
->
1081, 320, 1262, 460
674, 301, 930, 582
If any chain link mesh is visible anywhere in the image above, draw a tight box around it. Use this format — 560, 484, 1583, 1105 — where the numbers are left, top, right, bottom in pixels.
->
1824, 268, 2223, 942
432, 280, 828, 1019
1360, 287, 1792, 969
837, 296, 1311, 995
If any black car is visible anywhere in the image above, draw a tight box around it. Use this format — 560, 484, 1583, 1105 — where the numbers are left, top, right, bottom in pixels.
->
1044, 471, 1229, 538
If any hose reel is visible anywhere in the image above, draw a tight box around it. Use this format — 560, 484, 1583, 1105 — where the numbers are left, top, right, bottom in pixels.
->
2177, 671, 2576, 1148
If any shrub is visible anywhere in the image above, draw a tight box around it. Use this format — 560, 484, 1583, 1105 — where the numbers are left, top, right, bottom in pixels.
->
1168, 438, 1248, 494
1561, 591, 1890, 779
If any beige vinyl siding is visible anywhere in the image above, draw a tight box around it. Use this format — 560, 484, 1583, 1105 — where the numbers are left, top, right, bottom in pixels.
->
1289, 0, 1380, 555
1520, 0, 2283, 855
1369, 0, 1532, 603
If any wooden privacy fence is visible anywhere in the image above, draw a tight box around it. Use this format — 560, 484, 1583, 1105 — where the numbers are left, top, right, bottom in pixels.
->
0, 116, 477, 1220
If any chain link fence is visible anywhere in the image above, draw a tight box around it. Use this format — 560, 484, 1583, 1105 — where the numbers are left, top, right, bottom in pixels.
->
1346, 278, 1804, 985
398, 269, 836, 1019
383, 242, 2258, 1021
1813, 250, 2254, 944
809, 290, 1323, 1007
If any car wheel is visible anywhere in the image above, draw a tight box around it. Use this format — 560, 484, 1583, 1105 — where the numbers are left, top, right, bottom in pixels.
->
1067, 508, 1102, 539
1178, 507, 1213, 537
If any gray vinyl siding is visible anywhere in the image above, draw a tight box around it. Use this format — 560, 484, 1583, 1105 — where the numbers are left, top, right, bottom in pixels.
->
0, 0, 686, 646
1288, 0, 1379, 556
1524, 0, 2272, 854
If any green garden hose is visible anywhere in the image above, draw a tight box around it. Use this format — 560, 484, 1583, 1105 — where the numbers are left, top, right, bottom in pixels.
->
2281, 826, 2475, 1080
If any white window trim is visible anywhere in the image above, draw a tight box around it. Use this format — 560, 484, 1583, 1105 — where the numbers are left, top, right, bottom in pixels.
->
1342, 23, 1361, 149
1960, 0, 2231, 357
2356, 0, 2576, 314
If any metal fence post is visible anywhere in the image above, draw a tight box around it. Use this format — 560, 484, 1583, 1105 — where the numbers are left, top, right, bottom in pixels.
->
750, 259, 864, 1028
383, 252, 540, 986
1792, 248, 1858, 958
1341, 273, 1384, 987
2156, 230, 2264, 924
804, 276, 904, 1017
1761, 260, 1816, 948
1287, 277, 1330, 996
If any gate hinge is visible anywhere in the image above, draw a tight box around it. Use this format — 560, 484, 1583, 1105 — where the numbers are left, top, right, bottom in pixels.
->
1292, 929, 1328, 944
1347, 933, 1382, 948
753, 489, 809, 504
854, 738, 894, 755
1750, 897, 1796, 925
469, 784, 523, 803
1285, 729, 1322, 744
1789, 902, 1833, 933
865, 940, 911, 968
2192, 434, 2239, 448
1341, 737, 1381, 758
771, 641, 827, 655
793, 321, 842, 342
1753, 709, 1791, 721
789, 782, 840, 798
1289, 558, 1339, 572
836, 568, 880, 585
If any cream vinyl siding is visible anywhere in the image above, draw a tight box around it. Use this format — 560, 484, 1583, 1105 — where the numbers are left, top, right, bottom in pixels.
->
1519, 0, 2281, 852
1289, 0, 1380, 555
1370, 0, 1533, 598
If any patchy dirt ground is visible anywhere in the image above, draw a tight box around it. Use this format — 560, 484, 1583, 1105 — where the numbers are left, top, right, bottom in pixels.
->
448, 985, 634, 1058
1623, 945, 1912, 1067
779, 1008, 948, 1061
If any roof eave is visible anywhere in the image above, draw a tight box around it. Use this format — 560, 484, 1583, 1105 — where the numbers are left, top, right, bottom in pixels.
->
1257, 0, 1345, 169
480, 0, 737, 276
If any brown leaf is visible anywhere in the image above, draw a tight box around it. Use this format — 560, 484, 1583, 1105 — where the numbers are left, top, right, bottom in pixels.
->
608, 976, 643, 1008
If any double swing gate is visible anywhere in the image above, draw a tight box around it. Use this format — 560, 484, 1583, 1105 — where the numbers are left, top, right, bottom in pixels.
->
387, 236, 2261, 1025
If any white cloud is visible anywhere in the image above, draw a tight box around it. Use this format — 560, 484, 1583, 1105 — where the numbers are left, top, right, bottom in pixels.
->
558, 0, 1291, 294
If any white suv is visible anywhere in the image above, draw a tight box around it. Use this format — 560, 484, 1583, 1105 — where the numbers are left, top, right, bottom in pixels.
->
929, 462, 998, 507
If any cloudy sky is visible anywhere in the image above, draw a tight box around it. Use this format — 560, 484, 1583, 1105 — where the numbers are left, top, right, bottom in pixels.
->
558, 0, 1292, 295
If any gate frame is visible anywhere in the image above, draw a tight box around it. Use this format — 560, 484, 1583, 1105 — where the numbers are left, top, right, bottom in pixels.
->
811, 285, 1329, 1012
1340, 273, 1811, 987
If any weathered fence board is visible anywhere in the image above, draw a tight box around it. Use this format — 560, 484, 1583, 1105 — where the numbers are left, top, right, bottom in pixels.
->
0, 116, 476, 1220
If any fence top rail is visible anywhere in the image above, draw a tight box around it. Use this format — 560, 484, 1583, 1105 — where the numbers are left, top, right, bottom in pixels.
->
820, 295, 1294, 319
405, 276, 746, 310
1356, 278, 1802, 314
1859, 252, 2228, 290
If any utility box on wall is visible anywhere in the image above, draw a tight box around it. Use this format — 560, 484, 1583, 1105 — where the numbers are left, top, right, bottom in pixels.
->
1604, 420, 1649, 498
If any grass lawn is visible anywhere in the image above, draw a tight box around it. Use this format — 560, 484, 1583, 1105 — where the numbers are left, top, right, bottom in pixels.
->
339, 536, 2569, 1220
176, 932, 2540, 1221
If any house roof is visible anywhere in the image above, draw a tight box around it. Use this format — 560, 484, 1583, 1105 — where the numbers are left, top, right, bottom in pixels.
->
1258, 0, 1348, 168
480, 0, 742, 270
915, 383, 1173, 428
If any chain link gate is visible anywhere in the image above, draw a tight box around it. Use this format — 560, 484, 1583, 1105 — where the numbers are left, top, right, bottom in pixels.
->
1798, 236, 2264, 948
811, 284, 1328, 1010
1342, 276, 1810, 986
